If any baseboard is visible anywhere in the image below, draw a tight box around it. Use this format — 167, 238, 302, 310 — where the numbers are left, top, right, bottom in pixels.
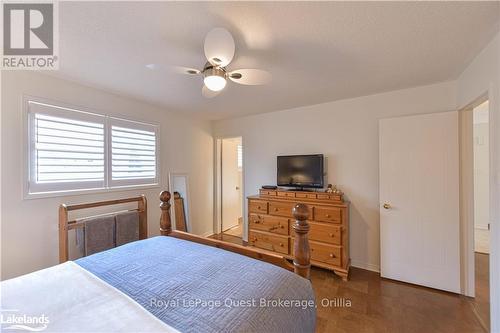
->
222, 224, 240, 232
350, 260, 380, 273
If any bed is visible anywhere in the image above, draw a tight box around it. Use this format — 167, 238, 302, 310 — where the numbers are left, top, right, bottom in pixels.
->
1, 191, 316, 333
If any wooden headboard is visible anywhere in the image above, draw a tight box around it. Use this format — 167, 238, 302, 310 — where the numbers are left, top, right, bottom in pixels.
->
58, 195, 147, 263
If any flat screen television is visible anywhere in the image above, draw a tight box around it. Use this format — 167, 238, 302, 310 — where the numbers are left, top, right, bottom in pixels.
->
277, 154, 324, 189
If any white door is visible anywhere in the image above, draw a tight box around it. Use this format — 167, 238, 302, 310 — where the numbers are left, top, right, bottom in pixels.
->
379, 112, 460, 293
221, 138, 242, 231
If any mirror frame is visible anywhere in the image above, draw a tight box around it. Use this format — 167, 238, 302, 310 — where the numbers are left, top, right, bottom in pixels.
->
168, 172, 192, 233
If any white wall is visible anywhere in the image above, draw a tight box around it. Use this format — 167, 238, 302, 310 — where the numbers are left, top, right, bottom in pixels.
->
1, 71, 213, 280
457, 31, 500, 333
214, 81, 457, 272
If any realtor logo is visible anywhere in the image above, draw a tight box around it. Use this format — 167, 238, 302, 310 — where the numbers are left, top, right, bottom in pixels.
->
2, 2, 58, 69
3, 3, 53, 55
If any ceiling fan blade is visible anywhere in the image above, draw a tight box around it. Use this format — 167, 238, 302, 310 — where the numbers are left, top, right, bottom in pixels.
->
171, 66, 201, 75
228, 69, 271, 85
201, 85, 222, 98
146, 64, 201, 75
204, 28, 235, 67
202, 85, 222, 98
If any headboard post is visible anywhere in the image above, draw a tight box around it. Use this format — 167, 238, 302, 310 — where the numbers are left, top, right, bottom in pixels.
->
59, 204, 69, 263
138, 195, 148, 239
159, 191, 172, 235
292, 203, 311, 279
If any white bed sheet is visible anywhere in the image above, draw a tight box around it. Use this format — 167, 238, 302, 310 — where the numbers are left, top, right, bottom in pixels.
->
1, 261, 179, 332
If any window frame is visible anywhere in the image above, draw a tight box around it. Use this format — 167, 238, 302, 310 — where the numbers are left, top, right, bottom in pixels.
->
24, 96, 160, 199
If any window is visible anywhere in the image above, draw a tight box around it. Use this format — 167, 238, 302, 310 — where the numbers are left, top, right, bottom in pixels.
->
109, 119, 157, 187
27, 100, 159, 196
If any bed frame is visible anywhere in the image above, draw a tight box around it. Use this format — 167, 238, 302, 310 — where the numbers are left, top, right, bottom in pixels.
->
59, 191, 312, 279
58, 196, 148, 263
159, 191, 311, 279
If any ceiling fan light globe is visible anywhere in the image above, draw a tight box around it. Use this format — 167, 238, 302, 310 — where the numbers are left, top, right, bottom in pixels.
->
204, 75, 226, 92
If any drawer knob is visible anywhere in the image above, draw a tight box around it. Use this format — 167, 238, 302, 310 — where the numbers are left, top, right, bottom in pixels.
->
254, 220, 260, 224
280, 225, 284, 229
326, 214, 331, 218
257, 206, 261, 209
274, 208, 278, 211
279, 243, 284, 247
329, 253, 336, 258
329, 233, 334, 237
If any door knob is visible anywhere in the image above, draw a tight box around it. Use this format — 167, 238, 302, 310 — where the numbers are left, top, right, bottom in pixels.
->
383, 203, 391, 210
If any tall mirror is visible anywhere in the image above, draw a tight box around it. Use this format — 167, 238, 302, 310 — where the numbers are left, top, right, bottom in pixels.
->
168, 173, 191, 233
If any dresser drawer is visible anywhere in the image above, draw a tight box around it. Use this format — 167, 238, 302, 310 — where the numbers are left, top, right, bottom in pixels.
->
249, 214, 289, 235
269, 201, 294, 217
309, 241, 342, 267
296, 192, 317, 199
269, 201, 313, 218
249, 200, 268, 214
277, 191, 296, 198
317, 193, 343, 201
309, 222, 341, 245
291, 240, 342, 266
260, 189, 277, 196
290, 221, 341, 245
314, 206, 342, 223
249, 230, 289, 254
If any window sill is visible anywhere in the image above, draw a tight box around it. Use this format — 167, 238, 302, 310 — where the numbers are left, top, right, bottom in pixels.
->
24, 183, 161, 200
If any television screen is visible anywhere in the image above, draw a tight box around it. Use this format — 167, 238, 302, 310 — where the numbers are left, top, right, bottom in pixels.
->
277, 154, 324, 188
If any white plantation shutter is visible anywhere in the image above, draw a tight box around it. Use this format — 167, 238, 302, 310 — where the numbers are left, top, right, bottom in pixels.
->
110, 118, 158, 187
28, 102, 106, 193
27, 100, 159, 196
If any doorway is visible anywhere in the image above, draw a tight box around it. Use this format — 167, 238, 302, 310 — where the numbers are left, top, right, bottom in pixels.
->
460, 97, 491, 331
472, 100, 490, 330
212, 137, 244, 244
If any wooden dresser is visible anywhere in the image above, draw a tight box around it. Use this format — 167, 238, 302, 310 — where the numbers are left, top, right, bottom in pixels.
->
248, 189, 350, 280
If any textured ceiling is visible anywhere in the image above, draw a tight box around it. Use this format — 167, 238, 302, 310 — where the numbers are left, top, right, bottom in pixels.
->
51, 1, 500, 120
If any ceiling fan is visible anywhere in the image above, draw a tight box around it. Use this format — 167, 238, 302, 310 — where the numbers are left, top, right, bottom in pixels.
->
147, 28, 271, 98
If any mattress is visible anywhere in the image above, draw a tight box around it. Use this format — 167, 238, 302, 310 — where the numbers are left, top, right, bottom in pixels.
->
76, 236, 316, 333
1, 261, 177, 332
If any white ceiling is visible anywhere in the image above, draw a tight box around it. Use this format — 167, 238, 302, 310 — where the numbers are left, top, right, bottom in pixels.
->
53, 1, 500, 120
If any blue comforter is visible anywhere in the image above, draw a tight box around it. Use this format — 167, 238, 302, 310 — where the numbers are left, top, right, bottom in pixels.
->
76, 236, 316, 333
